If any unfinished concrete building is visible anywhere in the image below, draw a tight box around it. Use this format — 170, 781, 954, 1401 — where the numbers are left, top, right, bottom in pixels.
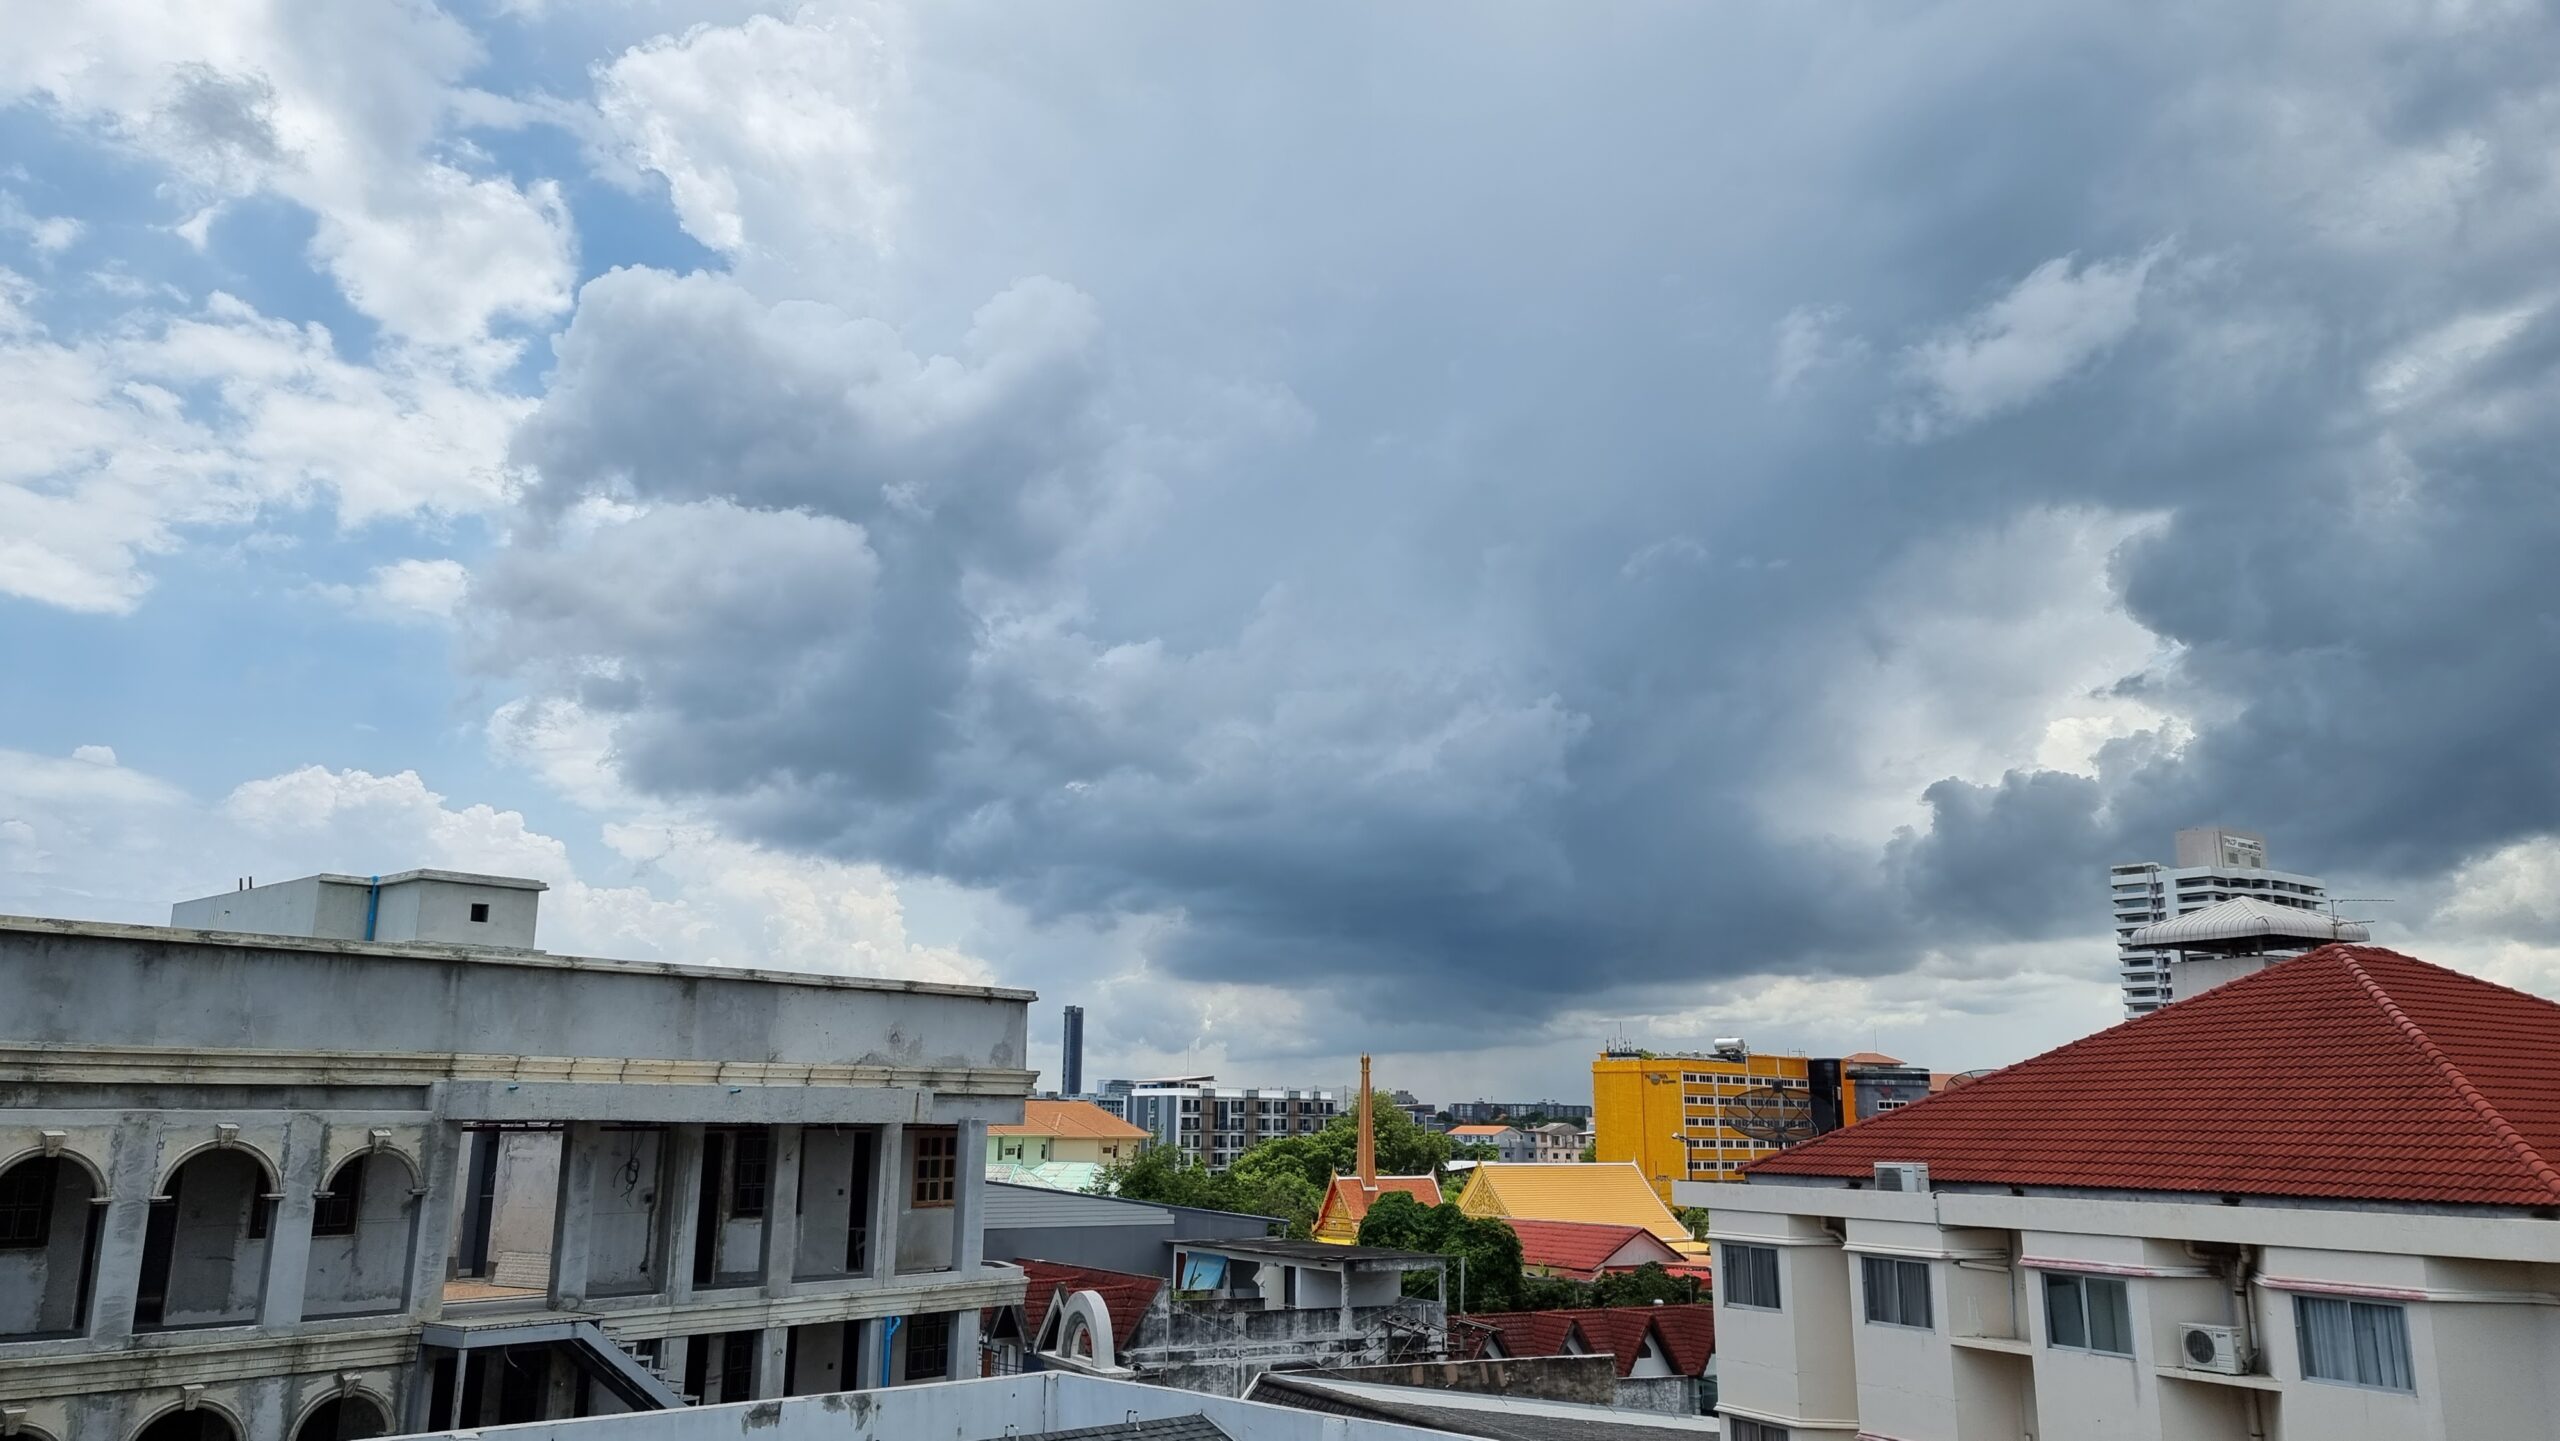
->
0, 870, 1032, 1441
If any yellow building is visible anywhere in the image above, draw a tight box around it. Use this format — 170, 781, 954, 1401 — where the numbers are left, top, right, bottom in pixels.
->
1593, 1048, 1816, 1203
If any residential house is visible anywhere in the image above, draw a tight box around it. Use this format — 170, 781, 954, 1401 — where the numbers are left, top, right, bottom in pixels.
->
1446, 1126, 1535, 1164
1456, 1164, 1704, 1259
1691, 943, 2560, 1441
1527, 1122, 1586, 1164
986, 1100, 1153, 1194
0, 873, 1031, 1440
1453, 1303, 1718, 1414
1504, 1219, 1687, 1282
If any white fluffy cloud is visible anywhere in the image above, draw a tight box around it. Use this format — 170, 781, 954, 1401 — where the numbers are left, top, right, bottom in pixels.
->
1893, 246, 2169, 438
0, 292, 527, 613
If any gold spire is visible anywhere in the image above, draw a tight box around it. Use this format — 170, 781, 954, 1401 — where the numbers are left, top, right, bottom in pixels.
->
1357, 1053, 1375, 1187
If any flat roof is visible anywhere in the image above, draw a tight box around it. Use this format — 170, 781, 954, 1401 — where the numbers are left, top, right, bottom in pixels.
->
0, 912, 1037, 1002
1172, 1236, 1446, 1268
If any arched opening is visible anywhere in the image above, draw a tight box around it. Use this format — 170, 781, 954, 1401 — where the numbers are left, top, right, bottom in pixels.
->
137, 1149, 271, 1330
293, 1395, 389, 1441
0, 1154, 102, 1340
303, 1152, 419, 1318
134, 1408, 241, 1441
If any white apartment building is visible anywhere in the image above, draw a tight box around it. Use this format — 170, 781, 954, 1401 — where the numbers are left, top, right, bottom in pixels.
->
1120, 1080, 1339, 1169
2110, 826, 2325, 1016
1684, 942, 2560, 1441
0, 871, 1032, 1441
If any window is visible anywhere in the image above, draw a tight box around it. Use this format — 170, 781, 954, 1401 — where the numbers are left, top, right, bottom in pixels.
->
730, 1130, 770, 1218
2295, 1296, 2414, 1392
904, 1311, 952, 1380
468, 901, 490, 922
2044, 1272, 2133, 1355
0, 1159, 55, 1248
911, 1129, 958, 1208
312, 1157, 365, 1237
720, 1330, 758, 1395
1728, 1420, 1789, 1441
1860, 1256, 1933, 1330
1721, 1242, 1781, 1310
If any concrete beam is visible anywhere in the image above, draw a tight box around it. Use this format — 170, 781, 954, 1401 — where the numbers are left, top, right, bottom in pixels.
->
441, 1082, 945, 1126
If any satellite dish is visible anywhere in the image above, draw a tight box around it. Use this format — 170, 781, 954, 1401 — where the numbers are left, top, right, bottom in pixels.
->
1728, 1084, 1816, 1144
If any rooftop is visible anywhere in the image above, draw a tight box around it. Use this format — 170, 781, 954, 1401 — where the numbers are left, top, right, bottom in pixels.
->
1748, 943, 2560, 1208
1501, 1219, 1680, 1278
995, 1098, 1153, 1140
1460, 1303, 1715, 1378
1172, 1236, 1450, 1270
2127, 894, 2369, 950
1249, 1372, 1720, 1440
1459, 1164, 1694, 1246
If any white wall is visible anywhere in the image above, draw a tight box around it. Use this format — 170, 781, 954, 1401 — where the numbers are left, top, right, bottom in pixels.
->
304, 1151, 418, 1317
585, 1129, 663, 1295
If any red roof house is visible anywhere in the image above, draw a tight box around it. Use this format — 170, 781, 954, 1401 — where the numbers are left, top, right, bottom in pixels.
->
1748, 944, 2560, 1208
1503, 1218, 1686, 1280
1458, 1304, 1715, 1378
1012, 1258, 1163, 1353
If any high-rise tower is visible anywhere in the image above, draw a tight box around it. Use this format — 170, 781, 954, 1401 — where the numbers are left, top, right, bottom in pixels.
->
1061, 1004, 1086, 1096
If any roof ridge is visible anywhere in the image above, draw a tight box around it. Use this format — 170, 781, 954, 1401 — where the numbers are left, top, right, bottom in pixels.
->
2342, 952, 2560, 1205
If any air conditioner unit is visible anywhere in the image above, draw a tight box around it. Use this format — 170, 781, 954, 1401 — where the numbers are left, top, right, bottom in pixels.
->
2178, 1322, 2248, 1375
1872, 1162, 1930, 1193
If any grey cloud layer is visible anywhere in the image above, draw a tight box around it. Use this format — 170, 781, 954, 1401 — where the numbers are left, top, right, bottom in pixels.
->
472, 1, 2560, 1034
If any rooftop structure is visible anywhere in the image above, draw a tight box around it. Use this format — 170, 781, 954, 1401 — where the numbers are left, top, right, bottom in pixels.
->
0, 883, 1032, 1439
1693, 942, 2560, 1441
2111, 825, 2328, 1016
1316, 1056, 1444, 1243
1501, 1219, 1687, 1281
1457, 1164, 1700, 1254
987, 1099, 1152, 1192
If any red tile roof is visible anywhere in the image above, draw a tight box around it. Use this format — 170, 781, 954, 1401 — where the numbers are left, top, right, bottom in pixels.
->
1502, 1218, 1675, 1279
993, 1100, 1152, 1140
1461, 1305, 1715, 1377
1748, 945, 2560, 1208
1014, 1259, 1162, 1350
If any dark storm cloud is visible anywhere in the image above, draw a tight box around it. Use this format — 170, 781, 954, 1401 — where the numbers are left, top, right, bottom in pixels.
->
473, 0, 2560, 1030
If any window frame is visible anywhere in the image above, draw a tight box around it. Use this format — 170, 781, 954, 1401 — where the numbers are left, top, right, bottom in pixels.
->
2294, 1295, 2416, 1394
1859, 1254, 1934, 1331
910, 1128, 959, 1209
0, 1158, 57, 1249
730, 1130, 771, 1219
904, 1311, 953, 1380
1727, 1419, 1789, 1441
1720, 1241, 1782, 1311
2041, 1271, 2134, 1357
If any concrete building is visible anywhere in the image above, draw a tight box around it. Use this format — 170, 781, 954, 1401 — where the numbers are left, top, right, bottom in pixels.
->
2111, 825, 2328, 1017
1444, 1100, 1593, 1126
981, 1184, 1278, 1281
409, 1369, 1471, 1440
1688, 942, 2560, 1441
0, 871, 1032, 1440
1059, 1006, 1085, 1098
1121, 1079, 1339, 1170
1525, 1122, 1587, 1165
1595, 1046, 1921, 1198
1445, 1126, 1535, 1164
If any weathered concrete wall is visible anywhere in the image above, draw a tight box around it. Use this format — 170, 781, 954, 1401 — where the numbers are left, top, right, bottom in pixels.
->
1612, 1374, 1704, 1414
1315, 1354, 1624, 1406
796, 1129, 867, 1277
489, 1132, 561, 1290
302, 1151, 416, 1317
158, 1149, 269, 1328
9, 1366, 405, 1441
584, 1129, 662, 1296
1132, 1298, 1449, 1397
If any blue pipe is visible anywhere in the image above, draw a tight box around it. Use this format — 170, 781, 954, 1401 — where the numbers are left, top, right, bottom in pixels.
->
363, 874, 380, 941
880, 1314, 903, 1386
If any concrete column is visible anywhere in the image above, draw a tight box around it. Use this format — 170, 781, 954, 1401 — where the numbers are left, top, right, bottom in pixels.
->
948, 1308, 982, 1381
86, 1115, 159, 1341
550, 1122, 601, 1308
761, 1125, 803, 1293
409, 1120, 464, 1321
473, 1350, 507, 1424
543, 1347, 579, 1418
951, 1120, 988, 1275
258, 1113, 325, 1327
1337, 1266, 1354, 1337
866, 1124, 904, 1281
658, 1334, 692, 1400
754, 1325, 789, 1399
853, 1316, 888, 1389
661, 1124, 706, 1303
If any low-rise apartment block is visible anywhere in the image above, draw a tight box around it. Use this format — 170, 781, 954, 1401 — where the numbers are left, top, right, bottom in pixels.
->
0, 871, 1033, 1440
1117, 1079, 1338, 1170
1689, 943, 2560, 1441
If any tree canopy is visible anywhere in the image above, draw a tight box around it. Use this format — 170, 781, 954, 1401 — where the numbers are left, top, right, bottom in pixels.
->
1090, 1090, 1490, 1238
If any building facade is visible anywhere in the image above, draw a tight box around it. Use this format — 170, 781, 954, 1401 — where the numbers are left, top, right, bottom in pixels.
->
2111, 825, 2326, 1016
0, 873, 1032, 1440
1058, 1006, 1085, 1098
1689, 943, 2560, 1441
1444, 1100, 1594, 1125
1119, 1081, 1338, 1170
1594, 1049, 1920, 1199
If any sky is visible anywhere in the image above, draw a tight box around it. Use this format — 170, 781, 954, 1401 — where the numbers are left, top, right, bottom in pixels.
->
10, 0, 2560, 1106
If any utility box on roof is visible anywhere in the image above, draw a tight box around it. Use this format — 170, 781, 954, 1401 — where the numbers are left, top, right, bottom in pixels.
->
171, 869, 546, 949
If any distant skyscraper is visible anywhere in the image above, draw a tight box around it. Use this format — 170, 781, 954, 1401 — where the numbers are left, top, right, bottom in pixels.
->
2111, 826, 2326, 1017
1061, 1004, 1086, 1096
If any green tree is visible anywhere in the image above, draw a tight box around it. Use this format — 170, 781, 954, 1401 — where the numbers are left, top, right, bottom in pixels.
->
1589, 1261, 1704, 1307
1673, 1206, 1711, 1240
1354, 1193, 1530, 1312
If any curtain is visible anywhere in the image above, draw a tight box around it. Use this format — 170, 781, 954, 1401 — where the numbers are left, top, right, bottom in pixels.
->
2296, 1297, 2359, 1382
2045, 1273, 2086, 1349
2352, 1301, 2414, 1391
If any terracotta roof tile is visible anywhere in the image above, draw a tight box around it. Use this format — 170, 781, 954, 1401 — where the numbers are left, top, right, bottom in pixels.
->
1460, 1305, 1715, 1378
1015, 1258, 1162, 1350
993, 1100, 1153, 1141
1502, 1218, 1674, 1279
1746, 945, 2560, 1208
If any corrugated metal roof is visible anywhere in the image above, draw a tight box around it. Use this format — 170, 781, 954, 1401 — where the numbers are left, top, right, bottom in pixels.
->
2127, 894, 2368, 948
984, 1182, 1176, 1230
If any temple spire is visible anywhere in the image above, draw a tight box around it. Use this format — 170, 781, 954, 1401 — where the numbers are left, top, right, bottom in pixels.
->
1356, 1053, 1376, 1187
